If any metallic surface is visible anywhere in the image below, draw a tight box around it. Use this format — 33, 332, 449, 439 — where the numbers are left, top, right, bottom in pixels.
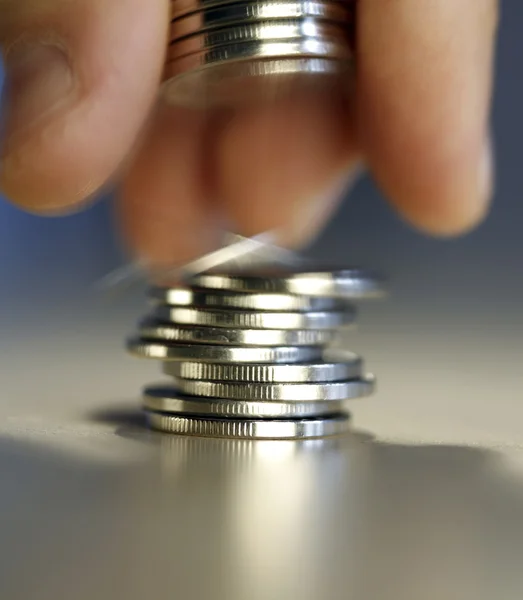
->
190, 267, 385, 298
170, 0, 355, 21
149, 286, 345, 311
169, 2, 350, 35
143, 386, 344, 418
145, 410, 350, 438
127, 338, 323, 362
163, 351, 362, 381
162, 56, 346, 105
153, 304, 353, 329
172, 376, 374, 401
140, 319, 334, 346
166, 40, 350, 71
168, 21, 348, 55
164, 0, 354, 105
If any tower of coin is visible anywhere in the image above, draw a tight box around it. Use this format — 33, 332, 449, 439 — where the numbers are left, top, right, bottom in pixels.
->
127, 265, 384, 439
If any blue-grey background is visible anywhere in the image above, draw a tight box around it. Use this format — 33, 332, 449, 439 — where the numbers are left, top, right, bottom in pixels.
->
0, 2, 521, 444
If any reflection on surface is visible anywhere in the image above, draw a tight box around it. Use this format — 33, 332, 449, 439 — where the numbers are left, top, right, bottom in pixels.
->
0, 425, 522, 600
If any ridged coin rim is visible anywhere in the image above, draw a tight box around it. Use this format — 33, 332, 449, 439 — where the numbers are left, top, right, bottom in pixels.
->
127, 338, 323, 363
153, 305, 354, 330
145, 411, 351, 439
170, 0, 355, 22
170, 1, 351, 28
139, 319, 335, 346
172, 376, 374, 401
169, 20, 348, 49
143, 387, 345, 418
163, 351, 362, 382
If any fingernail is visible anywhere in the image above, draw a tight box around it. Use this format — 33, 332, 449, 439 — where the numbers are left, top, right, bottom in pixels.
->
3, 38, 74, 138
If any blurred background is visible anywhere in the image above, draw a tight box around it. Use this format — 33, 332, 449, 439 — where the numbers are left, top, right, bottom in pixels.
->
0, 3, 521, 446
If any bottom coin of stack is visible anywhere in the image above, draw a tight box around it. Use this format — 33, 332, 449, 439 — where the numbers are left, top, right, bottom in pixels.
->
126, 266, 383, 440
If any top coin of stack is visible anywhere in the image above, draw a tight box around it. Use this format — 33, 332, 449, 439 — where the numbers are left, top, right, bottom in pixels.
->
163, 0, 356, 105
127, 265, 384, 440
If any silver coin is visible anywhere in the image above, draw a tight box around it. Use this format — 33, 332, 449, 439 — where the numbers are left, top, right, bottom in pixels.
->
188, 267, 385, 299
139, 319, 334, 346
127, 338, 323, 363
170, 2, 351, 31
145, 411, 350, 439
164, 350, 362, 382
166, 39, 350, 75
169, 33, 349, 62
170, 0, 355, 22
149, 286, 344, 312
153, 305, 354, 330
172, 376, 374, 401
163, 56, 349, 107
143, 386, 344, 418
169, 20, 348, 52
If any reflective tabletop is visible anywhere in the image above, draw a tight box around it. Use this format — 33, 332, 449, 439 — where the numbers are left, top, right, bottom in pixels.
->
0, 276, 522, 600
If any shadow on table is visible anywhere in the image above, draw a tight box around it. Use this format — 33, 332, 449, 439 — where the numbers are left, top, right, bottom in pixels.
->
0, 404, 521, 600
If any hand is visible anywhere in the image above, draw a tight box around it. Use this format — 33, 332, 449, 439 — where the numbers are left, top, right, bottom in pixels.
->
0, 0, 499, 267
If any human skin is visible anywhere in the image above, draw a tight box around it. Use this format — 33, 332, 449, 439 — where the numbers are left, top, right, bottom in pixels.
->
0, 0, 499, 268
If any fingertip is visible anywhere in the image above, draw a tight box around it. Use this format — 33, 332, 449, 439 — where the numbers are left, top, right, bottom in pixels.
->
387, 137, 494, 238
0, 0, 169, 212
356, 0, 498, 238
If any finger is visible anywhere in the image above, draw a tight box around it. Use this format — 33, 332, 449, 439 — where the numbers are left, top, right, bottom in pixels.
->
0, 0, 168, 211
357, 0, 499, 236
119, 104, 220, 268
216, 82, 361, 247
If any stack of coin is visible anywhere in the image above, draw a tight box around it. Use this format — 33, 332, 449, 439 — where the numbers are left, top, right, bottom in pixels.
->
163, 0, 356, 105
127, 266, 384, 440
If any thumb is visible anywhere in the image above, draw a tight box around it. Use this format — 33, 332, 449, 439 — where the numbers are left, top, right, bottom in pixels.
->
0, 0, 168, 212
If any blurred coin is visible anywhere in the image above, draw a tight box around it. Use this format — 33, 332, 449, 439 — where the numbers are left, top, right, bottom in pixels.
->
143, 386, 344, 418
170, 0, 356, 21
166, 39, 350, 74
189, 266, 385, 298
139, 319, 334, 346
145, 411, 350, 439
170, 1, 351, 34
127, 338, 322, 362
169, 20, 348, 54
149, 286, 345, 311
153, 305, 354, 329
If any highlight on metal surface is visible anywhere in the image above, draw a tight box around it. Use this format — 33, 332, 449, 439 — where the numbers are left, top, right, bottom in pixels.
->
126, 232, 385, 439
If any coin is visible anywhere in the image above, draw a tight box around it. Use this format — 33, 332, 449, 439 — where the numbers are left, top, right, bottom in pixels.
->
188, 266, 385, 298
163, 57, 347, 106
143, 386, 344, 418
149, 286, 344, 312
139, 319, 334, 346
153, 305, 354, 330
170, 0, 356, 22
166, 39, 350, 75
127, 338, 323, 363
145, 411, 350, 439
169, 21, 349, 57
164, 350, 362, 382
172, 376, 374, 401
170, 2, 351, 32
